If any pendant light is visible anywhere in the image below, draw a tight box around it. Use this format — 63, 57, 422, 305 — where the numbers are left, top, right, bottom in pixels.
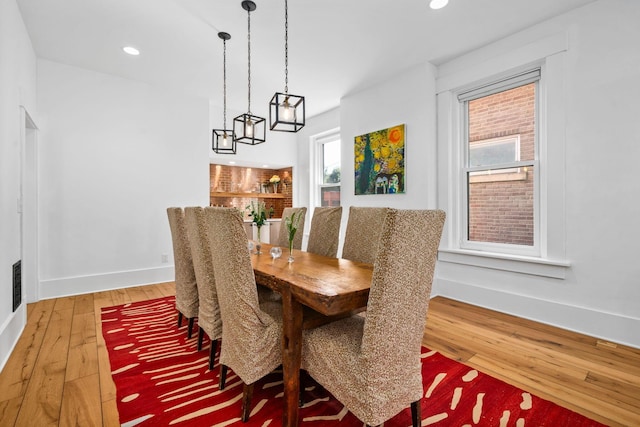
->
212, 32, 236, 154
234, 0, 266, 145
269, 0, 305, 132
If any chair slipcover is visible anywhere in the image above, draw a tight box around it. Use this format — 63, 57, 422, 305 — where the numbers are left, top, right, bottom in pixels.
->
184, 207, 222, 367
204, 207, 283, 387
342, 206, 389, 264
275, 207, 307, 250
301, 209, 446, 426
306, 206, 343, 258
166, 207, 199, 321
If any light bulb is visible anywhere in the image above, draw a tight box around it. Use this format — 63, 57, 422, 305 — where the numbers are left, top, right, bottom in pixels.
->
279, 98, 294, 121
222, 133, 229, 147
245, 119, 254, 137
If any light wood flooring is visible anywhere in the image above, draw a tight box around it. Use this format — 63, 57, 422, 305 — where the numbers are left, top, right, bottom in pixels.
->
0, 282, 638, 426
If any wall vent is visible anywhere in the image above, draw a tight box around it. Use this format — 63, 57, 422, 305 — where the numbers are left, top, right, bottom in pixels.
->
13, 260, 22, 312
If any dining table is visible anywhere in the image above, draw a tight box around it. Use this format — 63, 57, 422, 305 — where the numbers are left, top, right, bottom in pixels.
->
251, 244, 373, 427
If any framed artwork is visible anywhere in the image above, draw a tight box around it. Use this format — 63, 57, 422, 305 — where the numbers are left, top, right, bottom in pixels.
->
354, 124, 405, 195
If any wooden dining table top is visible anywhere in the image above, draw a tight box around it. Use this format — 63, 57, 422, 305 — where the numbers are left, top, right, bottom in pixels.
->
251, 244, 373, 316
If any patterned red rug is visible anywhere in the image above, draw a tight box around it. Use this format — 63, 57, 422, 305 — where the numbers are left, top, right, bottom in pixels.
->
101, 296, 605, 426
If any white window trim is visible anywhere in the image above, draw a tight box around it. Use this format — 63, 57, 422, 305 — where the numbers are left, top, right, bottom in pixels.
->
436, 37, 570, 279
310, 128, 340, 208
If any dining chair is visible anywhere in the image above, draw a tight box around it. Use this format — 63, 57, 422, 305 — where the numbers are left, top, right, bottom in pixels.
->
342, 206, 389, 264
301, 209, 446, 427
275, 207, 307, 249
306, 206, 343, 258
166, 207, 199, 338
184, 206, 222, 370
204, 207, 283, 422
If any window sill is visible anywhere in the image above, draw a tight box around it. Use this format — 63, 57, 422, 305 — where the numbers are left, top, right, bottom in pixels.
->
438, 248, 570, 279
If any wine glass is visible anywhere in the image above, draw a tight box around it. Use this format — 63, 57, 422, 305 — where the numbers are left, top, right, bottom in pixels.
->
270, 246, 282, 259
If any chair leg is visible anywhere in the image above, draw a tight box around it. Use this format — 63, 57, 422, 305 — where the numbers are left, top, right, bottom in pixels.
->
241, 382, 255, 422
197, 327, 204, 351
187, 317, 195, 338
411, 400, 421, 427
209, 339, 218, 371
219, 364, 228, 390
177, 312, 183, 328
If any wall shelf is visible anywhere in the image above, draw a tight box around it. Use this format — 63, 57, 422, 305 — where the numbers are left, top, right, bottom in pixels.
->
210, 192, 285, 199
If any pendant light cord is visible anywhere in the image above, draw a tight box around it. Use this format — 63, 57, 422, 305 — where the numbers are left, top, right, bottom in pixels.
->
284, 0, 288, 94
223, 37, 228, 129
247, 6, 252, 114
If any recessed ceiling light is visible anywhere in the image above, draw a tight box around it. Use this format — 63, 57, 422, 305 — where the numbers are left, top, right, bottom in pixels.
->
229, 161, 236, 164
262, 165, 269, 168
429, 0, 449, 9
122, 46, 140, 56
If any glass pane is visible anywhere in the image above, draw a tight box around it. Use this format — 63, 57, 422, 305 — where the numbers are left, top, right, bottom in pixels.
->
468, 166, 534, 246
469, 139, 517, 167
321, 186, 340, 207
468, 82, 536, 165
323, 139, 341, 184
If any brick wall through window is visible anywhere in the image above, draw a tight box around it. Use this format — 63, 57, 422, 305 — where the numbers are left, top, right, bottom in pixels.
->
467, 83, 535, 246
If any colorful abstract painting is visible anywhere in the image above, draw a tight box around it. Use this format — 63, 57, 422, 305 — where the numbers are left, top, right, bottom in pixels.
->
354, 124, 405, 195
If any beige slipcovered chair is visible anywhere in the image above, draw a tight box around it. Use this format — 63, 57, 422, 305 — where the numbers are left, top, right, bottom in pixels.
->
203, 207, 283, 422
275, 207, 307, 249
184, 207, 222, 370
342, 206, 389, 264
306, 206, 343, 258
301, 209, 446, 427
166, 207, 199, 338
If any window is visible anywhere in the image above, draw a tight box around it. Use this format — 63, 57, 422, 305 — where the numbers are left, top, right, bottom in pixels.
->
437, 38, 570, 278
460, 70, 539, 253
313, 130, 341, 207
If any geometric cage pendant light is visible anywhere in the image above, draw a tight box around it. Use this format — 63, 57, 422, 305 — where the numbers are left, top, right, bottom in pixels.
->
269, 0, 305, 132
212, 31, 237, 154
233, 0, 266, 145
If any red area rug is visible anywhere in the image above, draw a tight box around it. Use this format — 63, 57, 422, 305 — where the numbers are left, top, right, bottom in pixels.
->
102, 296, 604, 426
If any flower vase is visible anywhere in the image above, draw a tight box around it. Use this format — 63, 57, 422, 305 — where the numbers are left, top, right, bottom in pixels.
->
287, 240, 294, 263
255, 225, 262, 254
273, 182, 279, 193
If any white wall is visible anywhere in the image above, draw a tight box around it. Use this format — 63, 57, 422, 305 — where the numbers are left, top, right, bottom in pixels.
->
37, 59, 210, 299
0, 0, 37, 371
337, 63, 438, 254
434, 0, 640, 347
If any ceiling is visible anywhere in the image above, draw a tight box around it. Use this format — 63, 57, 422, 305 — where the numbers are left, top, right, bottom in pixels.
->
17, 0, 596, 118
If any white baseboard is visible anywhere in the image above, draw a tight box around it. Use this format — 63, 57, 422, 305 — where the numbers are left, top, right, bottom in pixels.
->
433, 278, 640, 349
39, 266, 175, 300
1, 267, 173, 372
0, 304, 26, 373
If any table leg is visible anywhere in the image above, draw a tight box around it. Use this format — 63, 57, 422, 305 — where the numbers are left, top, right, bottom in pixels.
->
281, 288, 304, 427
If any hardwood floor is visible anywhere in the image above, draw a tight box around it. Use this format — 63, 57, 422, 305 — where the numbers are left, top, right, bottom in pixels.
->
0, 282, 638, 426
423, 297, 640, 426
